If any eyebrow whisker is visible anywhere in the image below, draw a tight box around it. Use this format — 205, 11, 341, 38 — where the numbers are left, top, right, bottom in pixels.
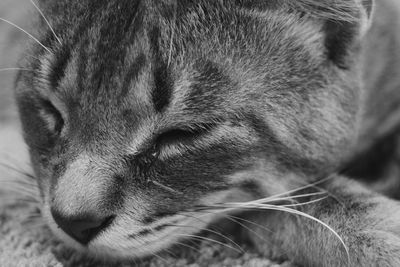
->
167, 0, 178, 67
0, 68, 34, 72
0, 17, 51, 53
29, 0, 62, 45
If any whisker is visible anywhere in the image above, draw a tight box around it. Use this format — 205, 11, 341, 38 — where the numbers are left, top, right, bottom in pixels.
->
21, 52, 42, 61
0, 182, 37, 191
30, 0, 62, 45
0, 161, 36, 180
21, 216, 44, 225
167, 0, 177, 67
172, 240, 201, 253
149, 180, 183, 195
289, 178, 345, 207
0, 180, 38, 191
176, 233, 243, 254
23, 213, 43, 220
220, 213, 293, 258
18, 210, 44, 225
0, 17, 51, 53
191, 192, 327, 213
257, 191, 327, 204
280, 196, 328, 207
225, 214, 273, 234
260, 173, 337, 202
0, 153, 32, 168
130, 256, 139, 267
2, 191, 39, 202
0, 170, 36, 182
0, 177, 37, 186
0, 177, 38, 189
0, 190, 39, 201
161, 247, 179, 259
0, 195, 39, 204
219, 198, 328, 209
181, 213, 245, 252
0, 67, 34, 72
222, 193, 328, 209
195, 210, 277, 246
310, 184, 345, 207
132, 229, 179, 260
0, 182, 40, 201
167, 221, 245, 254
150, 251, 168, 264
203, 203, 350, 264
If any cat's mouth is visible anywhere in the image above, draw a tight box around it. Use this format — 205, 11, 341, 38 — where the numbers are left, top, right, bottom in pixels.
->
38, 187, 254, 260
42, 192, 247, 260
43, 205, 222, 260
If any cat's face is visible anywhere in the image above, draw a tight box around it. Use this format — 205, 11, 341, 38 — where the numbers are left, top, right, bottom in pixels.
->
15, 0, 368, 260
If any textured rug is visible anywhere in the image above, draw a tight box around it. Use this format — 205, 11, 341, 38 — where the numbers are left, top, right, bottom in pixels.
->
0, 0, 292, 266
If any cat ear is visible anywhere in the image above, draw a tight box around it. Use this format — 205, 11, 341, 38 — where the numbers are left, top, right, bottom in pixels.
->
236, 0, 375, 68
325, 0, 375, 68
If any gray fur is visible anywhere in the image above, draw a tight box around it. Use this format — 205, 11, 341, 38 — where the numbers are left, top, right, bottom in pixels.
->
13, 0, 400, 265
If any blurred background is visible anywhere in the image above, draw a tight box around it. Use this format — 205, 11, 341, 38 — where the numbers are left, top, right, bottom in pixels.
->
0, 0, 32, 164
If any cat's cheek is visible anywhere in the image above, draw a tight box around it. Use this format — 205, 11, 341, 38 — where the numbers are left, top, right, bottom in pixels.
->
84, 211, 218, 260
29, 151, 51, 199
199, 188, 256, 207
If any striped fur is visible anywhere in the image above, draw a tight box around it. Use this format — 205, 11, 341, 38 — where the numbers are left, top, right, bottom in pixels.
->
13, 0, 400, 265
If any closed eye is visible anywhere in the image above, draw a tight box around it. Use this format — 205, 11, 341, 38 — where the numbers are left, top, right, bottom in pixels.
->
154, 123, 216, 147
39, 99, 64, 135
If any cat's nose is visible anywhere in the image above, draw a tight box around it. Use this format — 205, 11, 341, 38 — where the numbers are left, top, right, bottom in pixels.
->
51, 209, 114, 245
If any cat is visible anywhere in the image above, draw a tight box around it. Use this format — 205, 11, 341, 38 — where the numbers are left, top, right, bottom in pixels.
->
12, 0, 400, 266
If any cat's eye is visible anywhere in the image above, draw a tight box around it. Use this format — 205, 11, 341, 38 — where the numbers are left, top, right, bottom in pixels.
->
154, 123, 215, 147
39, 99, 64, 135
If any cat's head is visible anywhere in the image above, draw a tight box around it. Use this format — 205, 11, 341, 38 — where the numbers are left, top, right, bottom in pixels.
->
15, 0, 373, 260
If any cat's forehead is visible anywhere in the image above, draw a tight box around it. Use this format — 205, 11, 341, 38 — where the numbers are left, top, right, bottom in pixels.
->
40, 39, 237, 123
29, 0, 326, 135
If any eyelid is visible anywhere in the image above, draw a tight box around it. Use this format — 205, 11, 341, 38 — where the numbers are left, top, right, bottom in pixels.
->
154, 122, 216, 146
39, 99, 64, 135
150, 122, 256, 160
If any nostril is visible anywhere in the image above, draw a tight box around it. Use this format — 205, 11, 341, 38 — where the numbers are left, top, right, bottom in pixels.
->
51, 209, 115, 245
